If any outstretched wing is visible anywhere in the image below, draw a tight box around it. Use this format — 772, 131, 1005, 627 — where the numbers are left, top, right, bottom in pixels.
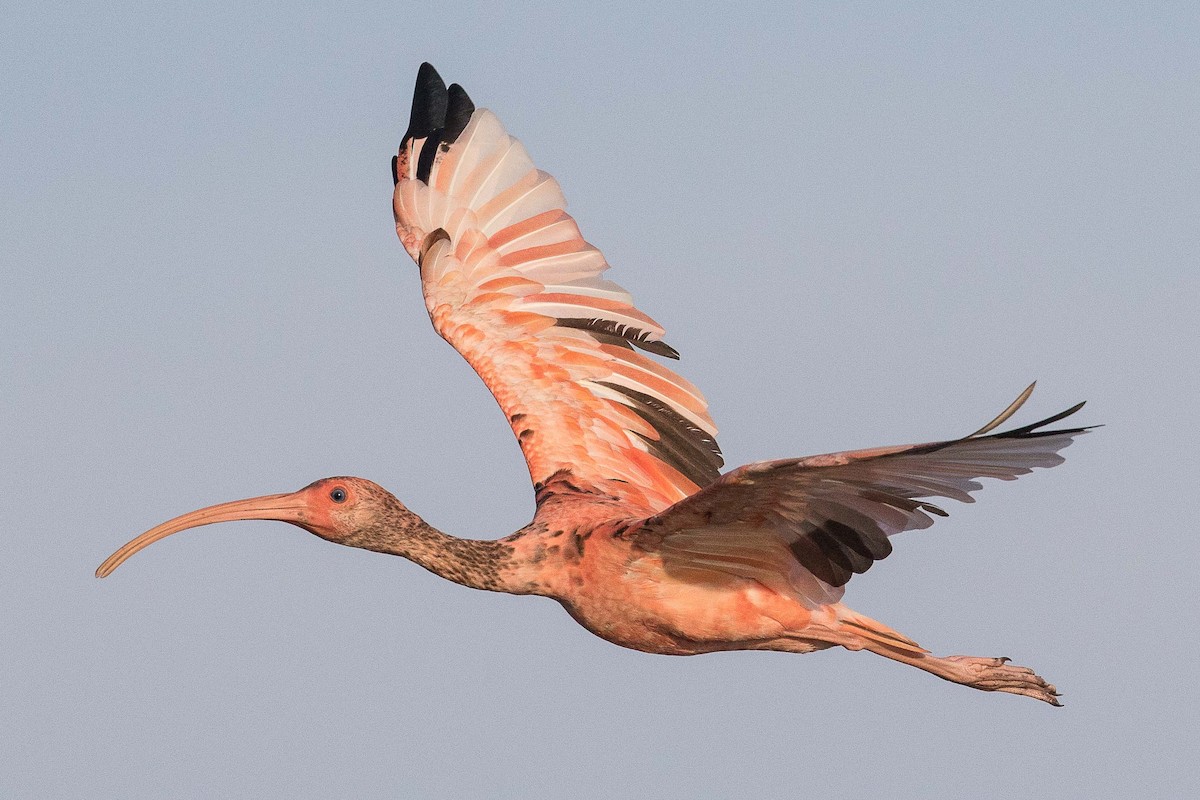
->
392, 64, 722, 514
637, 385, 1093, 607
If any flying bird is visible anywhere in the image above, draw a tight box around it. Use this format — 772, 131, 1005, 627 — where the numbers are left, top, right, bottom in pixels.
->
98, 63, 1091, 705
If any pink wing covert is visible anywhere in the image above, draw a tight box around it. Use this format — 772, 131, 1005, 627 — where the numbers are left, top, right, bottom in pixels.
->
392, 64, 722, 514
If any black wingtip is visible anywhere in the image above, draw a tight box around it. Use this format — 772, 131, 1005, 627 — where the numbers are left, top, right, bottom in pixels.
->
444, 83, 475, 144
993, 400, 1093, 439
639, 339, 681, 360
407, 62, 448, 140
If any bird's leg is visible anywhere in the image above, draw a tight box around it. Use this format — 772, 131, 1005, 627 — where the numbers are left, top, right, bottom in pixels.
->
808, 609, 1062, 706
865, 646, 1061, 706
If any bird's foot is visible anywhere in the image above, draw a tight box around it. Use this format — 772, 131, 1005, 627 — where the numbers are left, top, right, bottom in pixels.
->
943, 655, 1061, 706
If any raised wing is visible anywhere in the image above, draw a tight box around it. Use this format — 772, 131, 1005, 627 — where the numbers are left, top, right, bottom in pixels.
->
637, 386, 1092, 607
392, 64, 722, 514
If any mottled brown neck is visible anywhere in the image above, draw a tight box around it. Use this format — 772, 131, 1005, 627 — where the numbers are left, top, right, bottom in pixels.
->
345, 506, 521, 594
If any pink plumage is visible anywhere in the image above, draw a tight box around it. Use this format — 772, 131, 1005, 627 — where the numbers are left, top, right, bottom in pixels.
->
98, 64, 1092, 706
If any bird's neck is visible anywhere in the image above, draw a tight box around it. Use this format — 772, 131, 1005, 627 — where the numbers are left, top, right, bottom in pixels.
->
348, 510, 528, 594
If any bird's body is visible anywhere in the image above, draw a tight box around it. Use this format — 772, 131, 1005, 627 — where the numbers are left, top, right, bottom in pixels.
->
504, 504, 809, 658
98, 64, 1092, 705
288, 475, 831, 658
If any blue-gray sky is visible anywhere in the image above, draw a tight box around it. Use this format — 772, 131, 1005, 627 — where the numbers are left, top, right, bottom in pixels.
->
3, 2, 1197, 797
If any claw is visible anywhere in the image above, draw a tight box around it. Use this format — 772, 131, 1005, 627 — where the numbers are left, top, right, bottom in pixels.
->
939, 655, 1061, 706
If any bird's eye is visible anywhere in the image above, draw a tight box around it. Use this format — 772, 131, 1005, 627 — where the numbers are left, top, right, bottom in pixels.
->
330, 488, 347, 503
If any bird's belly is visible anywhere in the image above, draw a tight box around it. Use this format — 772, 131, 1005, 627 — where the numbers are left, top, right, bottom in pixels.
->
557, 573, 807, 656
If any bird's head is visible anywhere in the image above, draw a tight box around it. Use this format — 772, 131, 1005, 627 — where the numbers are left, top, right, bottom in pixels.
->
96, 476, 414, 577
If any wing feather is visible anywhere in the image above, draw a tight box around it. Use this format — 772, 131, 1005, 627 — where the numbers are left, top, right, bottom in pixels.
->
394, 65, 722, 513
639, 386, 1093, 606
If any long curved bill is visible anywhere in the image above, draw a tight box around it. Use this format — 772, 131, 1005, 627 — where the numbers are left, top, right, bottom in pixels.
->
96, 492, 309, 578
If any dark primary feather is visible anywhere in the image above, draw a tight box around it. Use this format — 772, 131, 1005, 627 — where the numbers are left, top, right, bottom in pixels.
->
444, 83, 475, 142
405, 62, 448, 141
596, 381, 724, 488
556, 317, 681, 359
404, 65, 476, 184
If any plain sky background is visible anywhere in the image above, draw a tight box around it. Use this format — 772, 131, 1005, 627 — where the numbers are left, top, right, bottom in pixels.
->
3, 2, 1197, 798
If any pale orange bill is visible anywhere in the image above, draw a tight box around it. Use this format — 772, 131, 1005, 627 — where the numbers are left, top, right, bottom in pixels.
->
96, 492, 308, 578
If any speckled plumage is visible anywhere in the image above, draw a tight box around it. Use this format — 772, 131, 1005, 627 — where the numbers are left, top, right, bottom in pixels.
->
97, 64, 1093, 706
